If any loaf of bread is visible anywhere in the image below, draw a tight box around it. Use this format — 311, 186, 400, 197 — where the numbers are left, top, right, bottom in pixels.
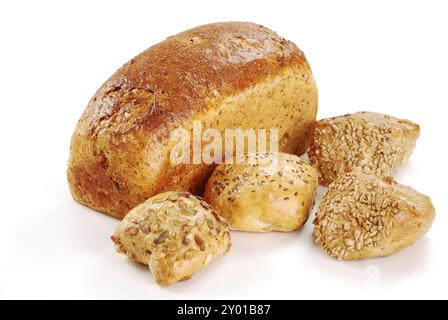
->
68, 22, 318, 218
112, 191, 231, 286
204, 152, 318, 232
313, 171, 435, 260
308, 112, 419, 185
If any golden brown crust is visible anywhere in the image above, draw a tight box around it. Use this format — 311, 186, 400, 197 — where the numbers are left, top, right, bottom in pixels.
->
204, 153, 318, 232
111, 191, 231, 286
68, 22, 318, 218
313, 171, 435, 260
308, 112, 419, 186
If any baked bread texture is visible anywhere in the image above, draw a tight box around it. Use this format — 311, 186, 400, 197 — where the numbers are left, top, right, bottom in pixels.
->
308, 112, 419, 186
204, 152, 318, 232
111, 191, 231, 286
68, 22, 318, 219
313, 171, 435, 260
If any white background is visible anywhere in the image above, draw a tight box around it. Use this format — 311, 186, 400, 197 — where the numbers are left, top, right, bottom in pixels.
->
0, 0, 447, 299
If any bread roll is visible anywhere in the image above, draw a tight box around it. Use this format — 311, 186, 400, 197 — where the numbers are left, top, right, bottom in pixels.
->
111, 191, 231, 286
204, 153, 318, 232
308, 112, 419, 185
68, 22, 318, 219
313, 171, 435, 260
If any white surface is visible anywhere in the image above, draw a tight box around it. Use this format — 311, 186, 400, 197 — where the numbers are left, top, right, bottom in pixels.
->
0, 0, 447, 299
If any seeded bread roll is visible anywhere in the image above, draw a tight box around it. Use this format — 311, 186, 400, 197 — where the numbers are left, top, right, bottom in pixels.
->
313, 171, 435, 260
67, 22, 318, 219
308, 112, 419, 186
204, 153, 318, 232
111, 191, 231, 286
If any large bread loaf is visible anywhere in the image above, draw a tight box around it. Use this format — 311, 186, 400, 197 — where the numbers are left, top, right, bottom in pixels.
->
67, 22, 318, 218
